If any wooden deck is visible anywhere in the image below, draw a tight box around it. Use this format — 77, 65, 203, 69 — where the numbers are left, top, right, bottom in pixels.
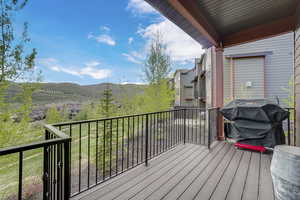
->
72, 141, 275, 200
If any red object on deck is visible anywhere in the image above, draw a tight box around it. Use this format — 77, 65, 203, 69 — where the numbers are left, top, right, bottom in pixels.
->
234, 142, 267, 153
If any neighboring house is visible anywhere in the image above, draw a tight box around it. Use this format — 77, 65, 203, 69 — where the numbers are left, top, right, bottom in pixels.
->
174, 69, 195, 107
223, 33, 294, 105
192, 56, 206, 108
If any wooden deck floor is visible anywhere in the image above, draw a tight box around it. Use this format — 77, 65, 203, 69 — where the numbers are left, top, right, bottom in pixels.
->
72, 141, 275, 200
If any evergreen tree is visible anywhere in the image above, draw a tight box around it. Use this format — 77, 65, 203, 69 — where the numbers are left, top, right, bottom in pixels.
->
96, 84, 119, 173
98, 85, 117, 118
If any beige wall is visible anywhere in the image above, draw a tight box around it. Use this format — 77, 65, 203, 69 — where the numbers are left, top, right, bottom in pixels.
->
295, 7, 300, 146
223, 33, 294, 105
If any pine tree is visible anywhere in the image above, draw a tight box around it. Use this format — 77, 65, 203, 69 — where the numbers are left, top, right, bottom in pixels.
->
96, 84, 119, 174
98, 85, 117, 118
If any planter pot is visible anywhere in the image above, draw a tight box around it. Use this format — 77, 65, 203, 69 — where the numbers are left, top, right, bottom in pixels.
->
271, 145, 300, 200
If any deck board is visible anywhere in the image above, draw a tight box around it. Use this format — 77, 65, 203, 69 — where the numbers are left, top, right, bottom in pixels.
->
71, 141, 274, 200
209, 150, 243, 200
226, 151, 252, 200
242, 152, 261, 200
76, 144, 194, 200
160, 141, 226, 200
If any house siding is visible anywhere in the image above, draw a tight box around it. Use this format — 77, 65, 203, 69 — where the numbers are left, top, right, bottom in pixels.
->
233, 57, 265, 99
295, 6, 300, 146
223, 33, 294, 105
174, 70, 195, 107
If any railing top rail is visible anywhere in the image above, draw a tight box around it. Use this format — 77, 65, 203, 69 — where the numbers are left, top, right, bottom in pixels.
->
0, 137, 69, 156
52, 108, 191, 126
0, 124, 71, 156
44, 124, 71, 139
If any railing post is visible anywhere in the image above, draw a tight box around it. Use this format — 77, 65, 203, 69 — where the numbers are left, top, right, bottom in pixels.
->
64, 140, 71, 199
145, 114, 149, 166
43, 130, 50, 200
287, 109, 291, 145
208, 109, 211, 150
184, 109, 186, 144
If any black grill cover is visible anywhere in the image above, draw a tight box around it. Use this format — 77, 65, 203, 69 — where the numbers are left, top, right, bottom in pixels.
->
220, 99, 289, 148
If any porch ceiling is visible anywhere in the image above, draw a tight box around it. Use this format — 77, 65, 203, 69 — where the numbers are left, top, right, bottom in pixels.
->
145, 0, 299, 48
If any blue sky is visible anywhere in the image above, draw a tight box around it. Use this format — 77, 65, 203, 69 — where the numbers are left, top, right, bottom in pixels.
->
18, 0, 203, 85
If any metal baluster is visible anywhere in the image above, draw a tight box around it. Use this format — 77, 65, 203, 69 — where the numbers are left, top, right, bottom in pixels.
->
96, 121, 99, 183
127, 117, 130, 168
18, 151, 23, 200
54, 144, 57, 199
141, 115, 144, 161
137, 116, 140, 164
79, 124, 82, 192
132, 116, 135, 166
157, 113, 160, 155
57, 144, 61, 199
110, 119, 113, 177
122, 118, 125, 172
88, 122, 90, 187
69, 124, 72, 187
103, 120, 106, 180
195, 109, 198, 144
44, 131, 50, 200
145, 114, 149, 166
184, 109, 187, 144
150, 114, 153, 159
287, 109, 291, 145
64, 141, 71, 200
208, 109, 211, 149
116, 119, 119, 174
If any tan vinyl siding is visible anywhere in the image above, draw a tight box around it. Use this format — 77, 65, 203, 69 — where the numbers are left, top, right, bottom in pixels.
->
223, 58, 231, 102
223, 33, 294, 105
295, 7, 300, 146
233, 57, 264, 99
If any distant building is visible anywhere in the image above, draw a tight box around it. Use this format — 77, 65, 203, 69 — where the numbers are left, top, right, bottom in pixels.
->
192, 56, 206, 108
174, 69, 195, 107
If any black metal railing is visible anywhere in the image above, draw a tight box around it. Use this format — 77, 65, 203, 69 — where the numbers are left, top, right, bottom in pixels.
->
52, 108, 210, 197
207, 107, 220, 148
0, 108, 211, 199
0, 125, 71, 200
284, 107, 296, 146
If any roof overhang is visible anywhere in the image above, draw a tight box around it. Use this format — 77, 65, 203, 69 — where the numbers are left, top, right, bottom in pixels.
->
145, 0, 299, 48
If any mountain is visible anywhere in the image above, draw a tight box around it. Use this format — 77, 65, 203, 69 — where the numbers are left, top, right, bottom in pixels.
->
6, 82, 146, 105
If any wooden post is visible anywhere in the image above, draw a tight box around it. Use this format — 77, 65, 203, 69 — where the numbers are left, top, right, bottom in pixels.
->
214, 47, 225, 140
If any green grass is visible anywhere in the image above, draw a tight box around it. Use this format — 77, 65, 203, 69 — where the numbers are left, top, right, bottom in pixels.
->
0, 119, 140, 199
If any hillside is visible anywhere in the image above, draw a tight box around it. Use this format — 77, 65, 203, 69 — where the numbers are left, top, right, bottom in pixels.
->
6, 82, 146, 105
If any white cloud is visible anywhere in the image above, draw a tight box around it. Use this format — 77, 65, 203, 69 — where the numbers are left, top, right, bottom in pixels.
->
88, 33, 116, 46
127, 0, 157, 14
79, 66, 111, 79
101, 26, 110, 32
121, 81, 145, 85
85, 61, 101, 67
128, 37, 134, 44
122, 51, 144, 64
138, 18, 204, 63
39, 58, 112, 80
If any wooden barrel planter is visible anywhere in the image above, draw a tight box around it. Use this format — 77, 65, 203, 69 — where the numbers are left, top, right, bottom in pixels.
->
271, 145, 300, 200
